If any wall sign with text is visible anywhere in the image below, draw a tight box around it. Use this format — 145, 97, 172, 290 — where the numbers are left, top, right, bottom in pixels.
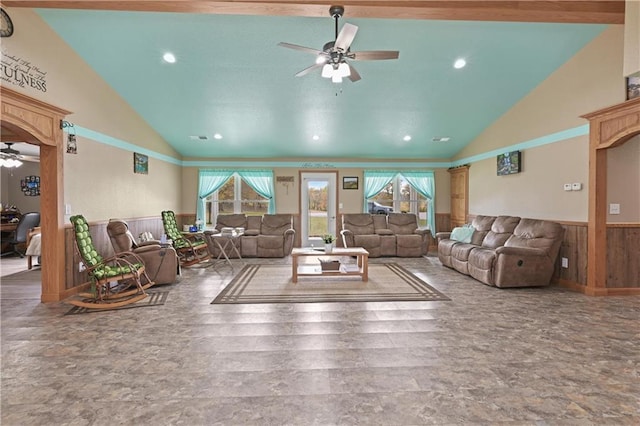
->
0, 49, 47, 93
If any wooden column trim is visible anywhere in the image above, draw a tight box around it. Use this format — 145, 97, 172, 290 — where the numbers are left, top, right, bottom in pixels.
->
581, 97, 640, 296
1, 86, 72, 303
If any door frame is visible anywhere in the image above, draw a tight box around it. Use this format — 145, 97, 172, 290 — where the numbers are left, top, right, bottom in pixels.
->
298, 171, 338, 247
1, 86, 70, 302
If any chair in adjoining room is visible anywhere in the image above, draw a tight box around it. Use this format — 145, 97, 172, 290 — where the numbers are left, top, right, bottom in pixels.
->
107, 219, 180, 285
68, 215, 154, 309
161, 210, 210, 267
1, 212, 40, 258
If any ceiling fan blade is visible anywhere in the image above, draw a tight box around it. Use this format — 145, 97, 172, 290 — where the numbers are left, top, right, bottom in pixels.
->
335, 23, 358, 52
348, 64, 361, 82
278, 42, 324, 56
295, 63, 323, 77
350, 50, 400, 61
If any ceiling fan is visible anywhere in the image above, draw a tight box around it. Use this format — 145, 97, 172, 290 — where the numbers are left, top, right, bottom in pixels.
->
0, 142, 39, 167
278, 5, 399, 83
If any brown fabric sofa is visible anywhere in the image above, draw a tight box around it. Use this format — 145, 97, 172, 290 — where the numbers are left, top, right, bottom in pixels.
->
107, 219, 180, 285
436, 215, 564, 288
206, 214, 295, 258
340, 213, 431, 257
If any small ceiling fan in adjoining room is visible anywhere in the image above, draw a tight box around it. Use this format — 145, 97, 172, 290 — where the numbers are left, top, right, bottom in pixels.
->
0, 142, 39, 168
278, 5, 399, 83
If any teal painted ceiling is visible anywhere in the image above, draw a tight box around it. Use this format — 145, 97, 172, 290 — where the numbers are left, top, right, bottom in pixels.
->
37, 9, 605, 160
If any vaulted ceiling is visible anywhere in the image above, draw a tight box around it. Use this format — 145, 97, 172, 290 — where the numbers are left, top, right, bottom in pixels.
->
6, 1, 623, 160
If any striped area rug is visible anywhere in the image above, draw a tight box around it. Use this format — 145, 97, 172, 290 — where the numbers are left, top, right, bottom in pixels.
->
212, 263, 450, 304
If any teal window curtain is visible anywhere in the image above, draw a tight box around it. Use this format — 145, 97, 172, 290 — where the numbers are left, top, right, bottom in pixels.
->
196, 170, 234, 222
237, 170, 276, 214
363, 171, 396, 212
400, 171, 436, 233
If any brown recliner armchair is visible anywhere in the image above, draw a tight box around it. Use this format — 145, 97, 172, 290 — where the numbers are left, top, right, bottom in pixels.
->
107, 219, 179, 285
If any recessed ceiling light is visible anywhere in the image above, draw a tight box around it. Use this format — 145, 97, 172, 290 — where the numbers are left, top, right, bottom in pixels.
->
213, 133, 223, 140
403, 135, 412, 142
453, 58, 466, 69
312, 135, 320, 141
432, 136, 451, 142
163, 52, 176, 63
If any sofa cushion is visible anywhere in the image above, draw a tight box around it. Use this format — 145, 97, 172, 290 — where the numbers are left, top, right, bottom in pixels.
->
215, 214, 247, 230
468, 247, 497, 285
451, 243, 477, 262
387, 213, 418, 235
505, 218, 564, 263
396, 234, 422, 257
261, 214, 292, 236
343, 214, 375, 235
353, 234, 381, 257
470, 215, 496, 246
375, 229, 394, 235
482, 216, 521, 248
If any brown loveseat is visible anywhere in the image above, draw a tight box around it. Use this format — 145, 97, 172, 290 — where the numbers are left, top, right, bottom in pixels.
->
436, 215, 564, 288
340, 213, 431, 257
205, 214, 295, 258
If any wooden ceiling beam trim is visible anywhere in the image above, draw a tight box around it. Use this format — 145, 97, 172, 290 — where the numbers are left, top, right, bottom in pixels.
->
4, 1, 625, 24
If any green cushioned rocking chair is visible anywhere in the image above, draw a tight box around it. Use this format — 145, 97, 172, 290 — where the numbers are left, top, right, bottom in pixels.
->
161, 210, 211, 267
68, 215, 154, 309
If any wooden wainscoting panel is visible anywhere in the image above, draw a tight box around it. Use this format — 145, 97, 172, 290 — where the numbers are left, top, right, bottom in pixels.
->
607, 225, 640, 288
556, 223, 588, 286
435, 213, 451, 233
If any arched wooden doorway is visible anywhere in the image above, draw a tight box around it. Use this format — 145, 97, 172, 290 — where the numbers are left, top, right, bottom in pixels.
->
1, 87, 71, 302
582, 97, 640, 296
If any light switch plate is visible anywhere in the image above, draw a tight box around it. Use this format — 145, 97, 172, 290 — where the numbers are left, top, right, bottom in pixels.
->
563, 183, 572, 191
571, 183, 582, 191
609, 203, 621, 215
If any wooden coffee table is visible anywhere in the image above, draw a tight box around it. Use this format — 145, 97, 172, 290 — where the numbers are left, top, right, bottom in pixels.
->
291, 247, 369, 283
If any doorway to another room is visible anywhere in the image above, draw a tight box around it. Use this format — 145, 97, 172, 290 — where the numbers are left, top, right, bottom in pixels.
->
300, 172, 337, 248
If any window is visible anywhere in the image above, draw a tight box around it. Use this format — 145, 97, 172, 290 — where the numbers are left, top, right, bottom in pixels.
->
368, 176, 428, 227
204, 173, 269, 225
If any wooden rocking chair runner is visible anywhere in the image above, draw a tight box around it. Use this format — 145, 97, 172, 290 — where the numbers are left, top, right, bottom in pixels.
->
161, 211, 211, 267
68, 215, 154, 309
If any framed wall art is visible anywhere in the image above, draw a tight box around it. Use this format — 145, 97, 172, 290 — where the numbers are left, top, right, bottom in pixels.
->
133, 152, 148, 174
626, 76, 640, 101
343, 176, 358, 190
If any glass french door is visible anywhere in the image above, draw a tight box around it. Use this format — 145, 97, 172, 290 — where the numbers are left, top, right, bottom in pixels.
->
300, 172, 337, 247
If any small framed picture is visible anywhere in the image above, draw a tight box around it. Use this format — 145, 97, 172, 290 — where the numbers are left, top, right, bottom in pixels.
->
343, 176, 358, 190
133, 152, 148, 174
627, 76, 640, 101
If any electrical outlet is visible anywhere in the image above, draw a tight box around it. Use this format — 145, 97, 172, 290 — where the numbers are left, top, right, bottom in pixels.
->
563, 183, 572, 191
78, 262, 86, 272
561, 257, 569, 268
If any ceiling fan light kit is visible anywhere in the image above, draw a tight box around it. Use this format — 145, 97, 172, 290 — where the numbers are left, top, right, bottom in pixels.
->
278, 5, 399, 83
0, 143, 24, 168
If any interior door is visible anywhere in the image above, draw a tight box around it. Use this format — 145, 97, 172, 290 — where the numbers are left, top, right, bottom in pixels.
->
300, 172, 337, 247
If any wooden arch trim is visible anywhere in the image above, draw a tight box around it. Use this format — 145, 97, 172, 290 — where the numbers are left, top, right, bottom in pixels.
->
1, 86, 71, 302
582, 97, 640, 296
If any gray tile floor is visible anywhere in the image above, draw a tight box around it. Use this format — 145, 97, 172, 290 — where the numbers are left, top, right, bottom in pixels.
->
1, 255, 639, 425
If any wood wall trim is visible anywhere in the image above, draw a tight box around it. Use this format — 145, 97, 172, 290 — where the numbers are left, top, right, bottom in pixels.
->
607, 222, 640, 228
4, 0, 625, 23
582, 98, 640, 296
0, 87, 71, 303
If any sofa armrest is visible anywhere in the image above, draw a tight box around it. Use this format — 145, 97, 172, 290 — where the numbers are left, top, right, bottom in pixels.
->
495, 246, 548, 257
435, 232, 451, 242
283, 228, 295, 255
138, 240, 161, 247
133, 244, 161, 254
340, 229, 354, 248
